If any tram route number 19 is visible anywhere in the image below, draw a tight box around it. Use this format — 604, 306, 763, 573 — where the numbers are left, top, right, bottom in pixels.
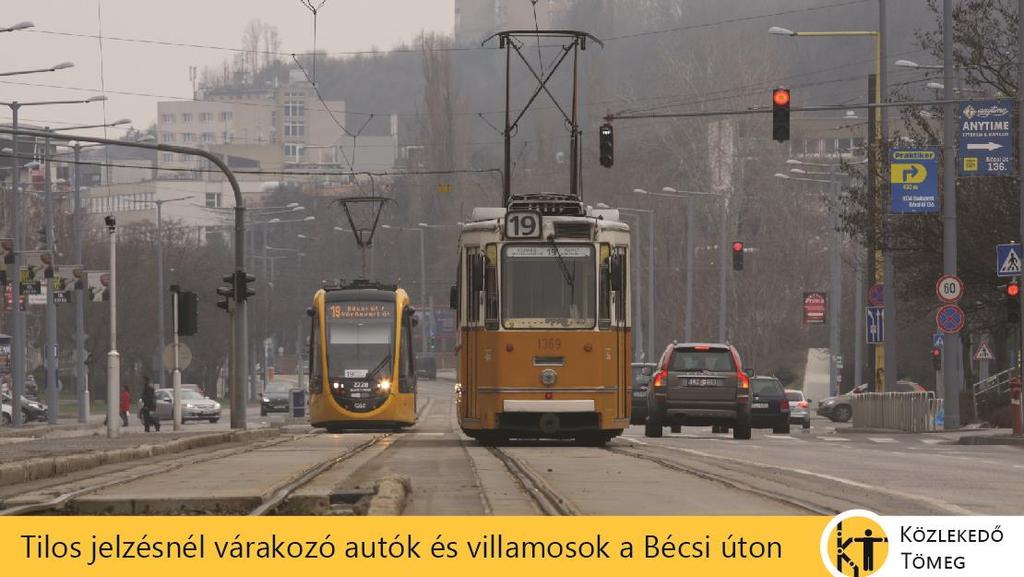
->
505, 211, 543, 239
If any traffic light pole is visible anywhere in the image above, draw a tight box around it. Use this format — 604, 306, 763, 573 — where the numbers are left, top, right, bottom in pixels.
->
171, 287, 181, 431
941, 0, 962, 429
43, 130, 58, 425
1017, 0, 1024, 434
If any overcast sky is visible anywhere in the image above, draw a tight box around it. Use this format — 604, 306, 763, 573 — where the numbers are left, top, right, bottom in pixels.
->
0, 0, 454, 136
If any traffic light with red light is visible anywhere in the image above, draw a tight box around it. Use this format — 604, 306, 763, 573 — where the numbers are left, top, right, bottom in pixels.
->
772, 87, 791, 142
931, 347, 942, 371
732, 241, 745, 271
1007, 280, 1021, 323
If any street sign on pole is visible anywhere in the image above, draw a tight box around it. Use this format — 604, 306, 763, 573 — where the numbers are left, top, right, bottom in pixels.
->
868, 283, 884, 306
932, 333, 945, 348
803, 291, 827, 325
996, 243, 1023, 277
935, 274, 964, 303
973, 342, 995, 361
890, 148, 939, 214
936, 304, 966, 335
958, 100, 1014, 176
866, 306, 885, 344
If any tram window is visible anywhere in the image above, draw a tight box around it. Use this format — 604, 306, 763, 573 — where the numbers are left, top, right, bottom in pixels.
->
599, 244, 611, 328
611, 249, 627, 324
399, 321, 415, 393
466, 248, 484, 324
309, 313, 322, 393
484, 244, 498, 326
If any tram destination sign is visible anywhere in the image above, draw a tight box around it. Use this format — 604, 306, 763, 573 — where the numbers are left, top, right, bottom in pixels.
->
329, 302, 393, 320
505, 246, 592, 258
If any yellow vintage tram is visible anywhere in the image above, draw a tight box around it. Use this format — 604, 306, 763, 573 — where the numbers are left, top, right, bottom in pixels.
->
454, 194, 631, 444
308, 280, 418, 432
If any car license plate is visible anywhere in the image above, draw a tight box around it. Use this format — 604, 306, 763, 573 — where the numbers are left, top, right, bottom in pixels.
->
752, 402, 769, 409
685, 377, 717, 387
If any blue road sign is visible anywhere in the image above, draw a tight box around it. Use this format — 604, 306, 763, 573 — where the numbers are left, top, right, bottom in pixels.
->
866, 306, 885, 344
936, 304, 966, 335
932, 333, 944, 348
890, 148, 939, 214
996, 243, 1023, 278
959, 100, 1014, 176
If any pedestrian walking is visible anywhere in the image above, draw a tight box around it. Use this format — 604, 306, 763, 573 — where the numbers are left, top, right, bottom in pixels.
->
119, 384, 130, 427
140, 377, 160, 432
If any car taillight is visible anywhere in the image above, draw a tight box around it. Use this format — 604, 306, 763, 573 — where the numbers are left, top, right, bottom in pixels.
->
653, 370, 668, 388
780, 399, 790, 411
798, 400, 808, 408
737, 371, 749, 389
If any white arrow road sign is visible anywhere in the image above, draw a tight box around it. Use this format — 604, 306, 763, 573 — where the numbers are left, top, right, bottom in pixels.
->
966, 142, 1004, 151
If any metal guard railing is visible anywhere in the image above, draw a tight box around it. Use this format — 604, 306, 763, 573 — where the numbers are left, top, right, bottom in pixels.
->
851, 392, 944, 432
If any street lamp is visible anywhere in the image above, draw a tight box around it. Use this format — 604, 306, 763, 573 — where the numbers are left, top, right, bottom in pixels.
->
1, 21, 33, 32
0, 61, 74, 78
618, 202, 656, 357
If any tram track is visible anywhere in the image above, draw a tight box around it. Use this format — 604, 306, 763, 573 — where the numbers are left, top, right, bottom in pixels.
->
605, 444, 840, 516
486, 446, 580, 516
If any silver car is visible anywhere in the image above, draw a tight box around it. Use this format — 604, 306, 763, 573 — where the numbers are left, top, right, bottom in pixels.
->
785, 389, 811, 429
155, 388, 221, 423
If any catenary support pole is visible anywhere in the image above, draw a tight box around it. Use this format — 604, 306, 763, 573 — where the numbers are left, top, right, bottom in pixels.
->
941, 0, 962, 429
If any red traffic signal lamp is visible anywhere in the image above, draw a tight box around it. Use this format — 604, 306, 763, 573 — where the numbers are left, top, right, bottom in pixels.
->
930, 347, 942, 371
772, 87, 791, 142
1007, 280, 1021, 323
732, 241, 745, 271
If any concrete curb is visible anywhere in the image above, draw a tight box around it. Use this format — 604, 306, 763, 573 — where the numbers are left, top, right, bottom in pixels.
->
957, 435, 1024, 446
365, 475, 410, 516
0, 428, 280, 486
843, 427, 995, 435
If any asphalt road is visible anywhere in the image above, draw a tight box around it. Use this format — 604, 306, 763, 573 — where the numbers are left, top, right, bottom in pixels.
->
3, 375, 1021, 515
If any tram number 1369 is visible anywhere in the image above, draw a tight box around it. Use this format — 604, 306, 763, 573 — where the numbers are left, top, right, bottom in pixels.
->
505, 211, 542, 239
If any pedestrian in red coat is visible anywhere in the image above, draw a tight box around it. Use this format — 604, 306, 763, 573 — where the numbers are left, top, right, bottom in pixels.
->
119, 385, 131, 427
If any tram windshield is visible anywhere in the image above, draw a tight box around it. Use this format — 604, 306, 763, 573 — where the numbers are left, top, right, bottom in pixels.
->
325, 300, 394, 379
501, 244, 595, 329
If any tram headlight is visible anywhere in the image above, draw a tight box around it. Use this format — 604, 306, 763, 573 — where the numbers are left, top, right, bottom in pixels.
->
378, 379, 392, 392
332, 382, 342, 390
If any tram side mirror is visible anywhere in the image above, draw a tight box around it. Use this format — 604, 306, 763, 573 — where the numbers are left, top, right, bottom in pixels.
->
449, 285, 458, 309
305, 307, 314, 318
745, 369, 754, 378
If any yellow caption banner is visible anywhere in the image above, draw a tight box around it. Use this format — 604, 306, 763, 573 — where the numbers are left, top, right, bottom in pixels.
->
0, 516, 832, 577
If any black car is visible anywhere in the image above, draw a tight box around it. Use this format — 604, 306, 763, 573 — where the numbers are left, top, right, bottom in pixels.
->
0, 391, 48, 422
629, 362, 656, 425
749, 376, 790, 434
260, 381, 292, 416
645, 342, 752, 440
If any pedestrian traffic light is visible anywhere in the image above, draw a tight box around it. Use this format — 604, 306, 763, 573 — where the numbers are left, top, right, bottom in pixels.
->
732, 241, 745, 271
216, 273, 234, 312
235, 271, 256, 301
1007, 280, 1021, 323
177, 290, 198, 336
599, 123, 614, 168
772, 87, 791, 142
931, 347, 942, 371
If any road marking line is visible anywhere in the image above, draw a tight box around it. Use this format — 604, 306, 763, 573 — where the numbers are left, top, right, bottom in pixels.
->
412, 432, 446, 436
919, 438, 945, 444
634, 441, 975, 515
867, 437, 898, 443
820, 437, 850, 442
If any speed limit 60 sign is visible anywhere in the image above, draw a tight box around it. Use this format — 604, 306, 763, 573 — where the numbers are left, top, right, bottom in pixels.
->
935, 274, 964, 304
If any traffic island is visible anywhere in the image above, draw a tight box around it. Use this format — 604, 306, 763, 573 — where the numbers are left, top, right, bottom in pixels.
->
0, 428, 280, 486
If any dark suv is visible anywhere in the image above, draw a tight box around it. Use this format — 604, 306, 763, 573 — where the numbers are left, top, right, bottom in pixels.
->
645, 342, 752, 440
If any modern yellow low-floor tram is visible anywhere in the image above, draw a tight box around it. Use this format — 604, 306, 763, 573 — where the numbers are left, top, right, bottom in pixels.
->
454, 194, 632, 444
308, 280, 418, 432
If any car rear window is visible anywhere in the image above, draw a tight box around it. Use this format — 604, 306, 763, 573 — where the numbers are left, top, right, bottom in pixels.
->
785, 391, 804, 402
751, 378, 784, 396
669, 349, 736, 372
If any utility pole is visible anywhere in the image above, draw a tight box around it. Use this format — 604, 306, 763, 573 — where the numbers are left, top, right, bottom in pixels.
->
684, 193, 694, 342
1017, 0, 1024, 433
43, 129, 58, 424
72, 143, 87, 423
9, 103, 23, 426
941, 0, 962, 429
880, 0, 898, 393
106, 216, 120, 438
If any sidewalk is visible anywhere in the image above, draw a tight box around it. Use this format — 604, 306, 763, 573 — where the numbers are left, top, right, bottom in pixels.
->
0, 427, 280, 485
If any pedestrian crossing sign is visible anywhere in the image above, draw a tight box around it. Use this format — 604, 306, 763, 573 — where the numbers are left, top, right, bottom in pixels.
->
996, 243, 1023, 277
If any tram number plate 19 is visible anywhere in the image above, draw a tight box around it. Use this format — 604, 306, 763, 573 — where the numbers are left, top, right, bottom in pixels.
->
505, 211, 542, 239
